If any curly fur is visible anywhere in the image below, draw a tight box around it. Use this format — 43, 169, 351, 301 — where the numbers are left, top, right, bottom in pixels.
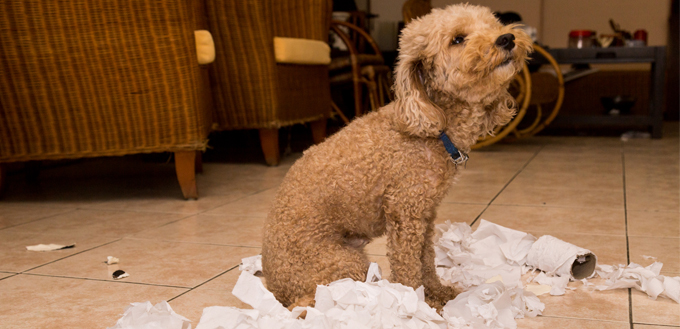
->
262, 4, 532, 310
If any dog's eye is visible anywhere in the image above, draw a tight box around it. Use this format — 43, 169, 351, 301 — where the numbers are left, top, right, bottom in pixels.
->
450, 36, 466, 45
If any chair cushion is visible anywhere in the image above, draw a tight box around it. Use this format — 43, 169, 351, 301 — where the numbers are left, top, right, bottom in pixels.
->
274, 37, 331, 65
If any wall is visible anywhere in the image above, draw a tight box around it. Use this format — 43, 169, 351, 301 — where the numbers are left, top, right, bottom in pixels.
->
370, 0, 672, 50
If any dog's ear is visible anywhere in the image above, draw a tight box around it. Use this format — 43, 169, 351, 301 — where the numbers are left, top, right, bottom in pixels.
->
480, 90, 516, 136
392, 55, 447, 138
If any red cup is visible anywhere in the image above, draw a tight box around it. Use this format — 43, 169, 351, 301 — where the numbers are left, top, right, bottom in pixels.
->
634, 29, 648, 45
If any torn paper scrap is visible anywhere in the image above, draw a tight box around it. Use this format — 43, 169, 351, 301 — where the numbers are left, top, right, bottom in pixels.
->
107, 301, 191, 329
435, 220, 535, 289
26, 243, 76, 251
365, 262, 382, 282
527, 235, 597, 280
442, 281, 544, 329
106, 256, 120, 265
532, 272, 570, 296
231, 271, 289, 317
112, 270, 129, 280
595, 262, 680, 303
239, 255, 262, 275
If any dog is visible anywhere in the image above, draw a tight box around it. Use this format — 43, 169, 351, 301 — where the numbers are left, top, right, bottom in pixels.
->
261, 3, 532, 310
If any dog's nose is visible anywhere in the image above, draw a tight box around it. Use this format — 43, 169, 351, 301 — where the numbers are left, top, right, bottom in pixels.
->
495, 33, 516, 51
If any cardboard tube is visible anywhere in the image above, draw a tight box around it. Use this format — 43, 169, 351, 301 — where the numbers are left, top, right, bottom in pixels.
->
527, 235, 597, 280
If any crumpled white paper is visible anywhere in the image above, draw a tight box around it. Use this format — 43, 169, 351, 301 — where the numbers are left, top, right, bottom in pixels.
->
107, 301, 191, 329
435, 220, 536, 289
442, 281, 544, 329
239, 255, 263, 275
195, 267, 447, 329
595, 262, 680, 303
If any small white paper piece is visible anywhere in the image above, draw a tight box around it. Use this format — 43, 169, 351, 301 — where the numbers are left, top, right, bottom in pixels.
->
595, 262, 680, 303
107, 301, 191, 329
26, 243, 76, 251
106, 256, 120, 265
238, 255, 262, 275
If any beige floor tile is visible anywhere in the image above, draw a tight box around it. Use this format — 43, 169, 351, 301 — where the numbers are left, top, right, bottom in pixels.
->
515, 316, 629, 329
538, 277, 630, 322
442, 182, 505, 204
28, 238, 259, 288
634, 325, 680, 329
632, 289, 680, 326
204, 188, 278, 217
436, 203, 487, 224
0, 274, 186, 329
479, 205, 626, 236
83, 191, 253, 215
365, 236, 387, 256
0, 230, 118, 272
169, 269, 252, 324
511, 171, 624, 191
132, 213, 265, 248
1, 209, 187, 239
0, 204, 74, 229
493, 185, 625, 209
522, 160, 623, 176
628, 237, 679, 273
626, 187, 680, 212
628, 210, 680, 238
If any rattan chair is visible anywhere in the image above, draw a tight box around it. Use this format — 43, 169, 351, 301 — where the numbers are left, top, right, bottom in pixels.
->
0, 0, 212, 199
329, 20, 393, 118
206, 0, 332, 166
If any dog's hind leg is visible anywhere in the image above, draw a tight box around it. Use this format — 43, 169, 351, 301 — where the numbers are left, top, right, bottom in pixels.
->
263, 242, 370, 308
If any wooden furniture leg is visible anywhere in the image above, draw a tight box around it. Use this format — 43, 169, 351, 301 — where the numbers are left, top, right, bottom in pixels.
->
195, 151, 203, 173
174, 151, 198, 199
259, 128, 280, 166
310, 118, 327, 144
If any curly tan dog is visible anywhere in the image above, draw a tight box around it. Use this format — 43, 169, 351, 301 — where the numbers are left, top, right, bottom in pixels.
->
262, 4, 532, 310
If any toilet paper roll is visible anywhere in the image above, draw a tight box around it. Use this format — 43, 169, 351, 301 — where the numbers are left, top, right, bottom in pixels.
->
527, 235, 597, 280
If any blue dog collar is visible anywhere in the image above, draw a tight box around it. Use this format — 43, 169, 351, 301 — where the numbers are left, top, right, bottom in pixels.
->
439, 131, 468, 166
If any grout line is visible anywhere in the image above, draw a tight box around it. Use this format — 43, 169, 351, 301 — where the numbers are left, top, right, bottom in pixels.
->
538, 314, 630, 324
622, 142, 634, 329
0, 208, 80, 231
20, 238, 123, 273
632, 323, 680, 328
167, 265, 241, 302
20, 272, 191, 289
470, 145, 545, 227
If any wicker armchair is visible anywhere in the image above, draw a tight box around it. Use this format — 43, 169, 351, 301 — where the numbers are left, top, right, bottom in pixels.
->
0, 0, 212, 199
206, 0, 332, 166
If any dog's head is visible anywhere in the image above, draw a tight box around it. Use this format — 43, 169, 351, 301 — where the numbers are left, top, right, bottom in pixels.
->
393, 4, 532, 139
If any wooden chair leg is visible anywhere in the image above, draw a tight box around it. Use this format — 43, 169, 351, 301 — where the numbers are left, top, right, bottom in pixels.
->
174, 151, 198, 199
195, 151, 203, 174
310, 118, 327, 144
259, 128, 280, 166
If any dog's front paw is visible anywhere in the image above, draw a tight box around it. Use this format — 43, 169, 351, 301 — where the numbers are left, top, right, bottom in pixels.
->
425, 284, 458, 311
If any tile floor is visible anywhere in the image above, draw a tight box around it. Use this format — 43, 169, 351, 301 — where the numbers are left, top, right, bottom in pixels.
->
0, 125, 678, 328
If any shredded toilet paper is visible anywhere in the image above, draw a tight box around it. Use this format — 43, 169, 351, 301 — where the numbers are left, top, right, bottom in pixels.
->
595, 262, 680, 303
442, 281, 544, 329
107, 301, 191, 329
434, 220, 536, 289
195, 270, 447, 329
109, 220, 678, 329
